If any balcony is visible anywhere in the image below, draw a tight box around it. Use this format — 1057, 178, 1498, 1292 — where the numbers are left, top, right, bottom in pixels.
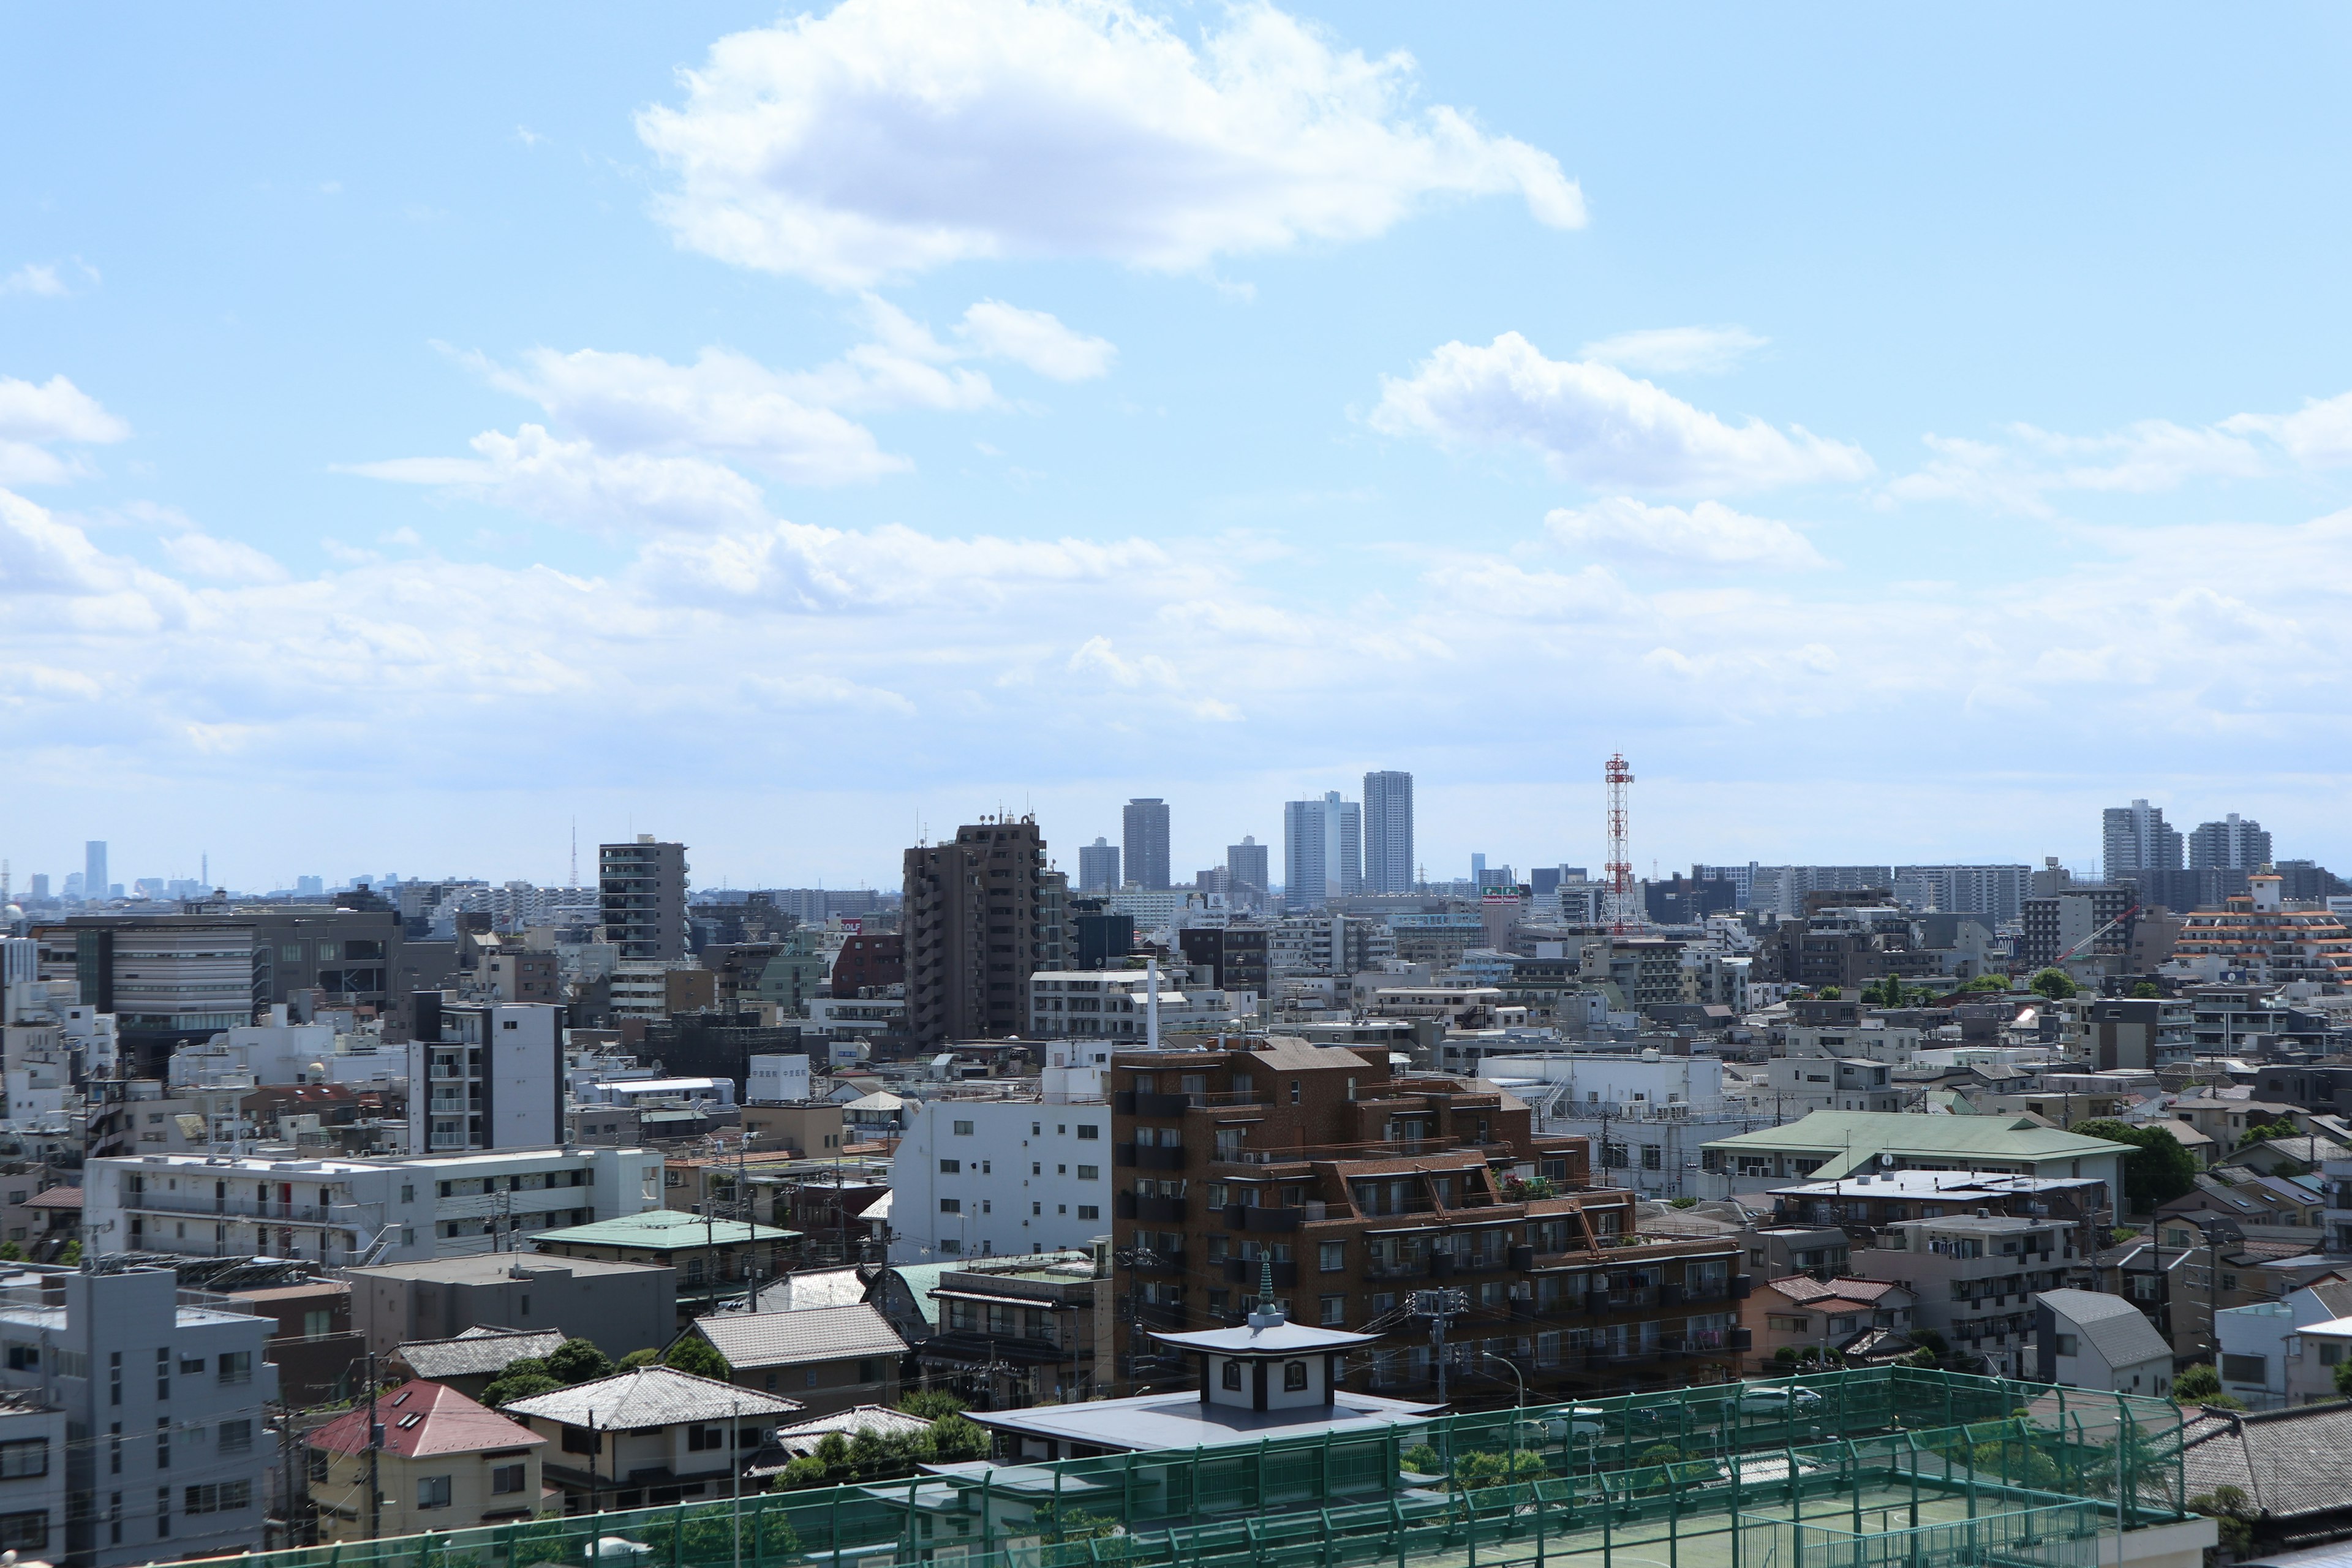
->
1224, 1204, 1302, 1233
1115, 1193, 1189, 1224
1131, 1092, 1193, 1118
1114, 1143, 1186, 1171
1365, 1258, 1432, 1281
1219, 1256, 1298, 1288
1132, 1249, 1186, 1275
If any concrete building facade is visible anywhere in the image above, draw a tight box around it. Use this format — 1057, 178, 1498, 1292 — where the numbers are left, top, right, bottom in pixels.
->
903, 818, 1046, 1048
598, 837, 688, 962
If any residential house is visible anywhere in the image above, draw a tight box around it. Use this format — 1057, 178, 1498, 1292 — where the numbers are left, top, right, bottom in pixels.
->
502, 1366, 805, 1514
1745, 1277, 1916, 1372
2216, 1277, 2352, 1408
529, 1208, 801, 1316
915, 1252, 1112, 1408
392, 1327, 570, 1402
682, 1303, 907, 1416
1853, 1214, 2076, 1378
2218, 1136, 2348, 1180
2034, 1289, 2174, 1396
307, 1381, 545, 1539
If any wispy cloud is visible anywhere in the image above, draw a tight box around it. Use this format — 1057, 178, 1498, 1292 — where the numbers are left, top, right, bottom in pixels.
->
1579, 325, 1767, 376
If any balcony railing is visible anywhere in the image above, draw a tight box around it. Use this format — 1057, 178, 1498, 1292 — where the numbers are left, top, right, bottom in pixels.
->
1223, 1204, 1302, 1233
1219, 1257, 1299, 1287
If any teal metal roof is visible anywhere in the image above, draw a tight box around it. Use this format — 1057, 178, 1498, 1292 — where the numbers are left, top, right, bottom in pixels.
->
532, 1207, 802, 1251
1704, 1110, 2133, 1175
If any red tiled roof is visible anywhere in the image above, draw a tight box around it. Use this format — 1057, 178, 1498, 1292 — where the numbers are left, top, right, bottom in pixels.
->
24, 1187, 82, 1210
307, 1381, 543, 1458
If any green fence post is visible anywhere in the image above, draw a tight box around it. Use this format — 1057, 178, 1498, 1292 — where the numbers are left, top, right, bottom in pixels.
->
1787, 1446, 1800, 1526
831, 1487, 843, 1568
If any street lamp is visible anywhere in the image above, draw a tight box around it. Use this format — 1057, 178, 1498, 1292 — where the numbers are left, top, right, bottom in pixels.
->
1478, 1350, 1526, 1408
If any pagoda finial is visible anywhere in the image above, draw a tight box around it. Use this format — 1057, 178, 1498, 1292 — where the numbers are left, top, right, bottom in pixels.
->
1248, 1251, 1284, 1329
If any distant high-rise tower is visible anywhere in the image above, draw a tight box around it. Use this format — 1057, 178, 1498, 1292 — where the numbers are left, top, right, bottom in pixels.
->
84, 841, 107, 905
1363, 771, 1414, 894
598, 834, 689, 960
1078, 837, 1121, 894
1283, 793, 1362, 908
903, 816, 1045, 1046
1226, 835, 1270, 907
1123, 798, 1170, 891
2189, 813, 2272, 872
2101, 800, 2182, 877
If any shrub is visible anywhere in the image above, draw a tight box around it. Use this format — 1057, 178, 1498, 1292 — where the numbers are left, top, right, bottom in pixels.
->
663, 1335, 731, 1381
545, 1338, 614, 1385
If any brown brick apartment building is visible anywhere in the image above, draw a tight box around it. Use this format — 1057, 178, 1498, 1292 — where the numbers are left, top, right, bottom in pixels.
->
1110, 1039, 1748, 1409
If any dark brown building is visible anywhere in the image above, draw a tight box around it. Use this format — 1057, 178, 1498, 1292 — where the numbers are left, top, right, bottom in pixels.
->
903, 818, 1046, 1047
1177, 925, 1270, 995
1110, 1039, 1746, 1409
832, 933, 906, 995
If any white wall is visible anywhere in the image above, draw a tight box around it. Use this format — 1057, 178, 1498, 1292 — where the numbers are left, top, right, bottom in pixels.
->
888, 1099, 1112, 1263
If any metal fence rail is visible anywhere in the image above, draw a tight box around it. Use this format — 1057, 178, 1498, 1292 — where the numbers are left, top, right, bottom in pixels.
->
226, 1368, 2186, 1568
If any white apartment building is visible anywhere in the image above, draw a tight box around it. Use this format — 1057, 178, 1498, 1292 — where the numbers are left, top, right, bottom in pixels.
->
1025, 971, 1259, 1040
0, 1388, 67, 1562
1764, 1057, 1904, 1113
87, 1146, 664, 1267
576, 1076, 734, 1109
802, 995, 906, 1044
888, 1096, 1112, 1263
609, 960, 698, 1020
1855, 1214, 2075, 1379
1782, 1021, 1925, 1065
745, 1055, 813, 1104
405, 996, 562, 1154
1487, 1050, 1747, 1198
168, 1008, 402, 1090
0, 1262, 277, 1567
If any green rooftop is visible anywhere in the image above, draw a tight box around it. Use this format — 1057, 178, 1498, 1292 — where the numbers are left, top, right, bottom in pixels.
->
1703, 1110, 2132, 1178
532, 1207, 802, 1250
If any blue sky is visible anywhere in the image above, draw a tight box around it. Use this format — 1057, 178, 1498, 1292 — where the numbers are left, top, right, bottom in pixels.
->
6, 2, 2352, 893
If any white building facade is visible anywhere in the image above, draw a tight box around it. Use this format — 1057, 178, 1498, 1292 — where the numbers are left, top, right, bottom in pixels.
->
405, 997, 563, 1154
888, 1097, 1112, 1264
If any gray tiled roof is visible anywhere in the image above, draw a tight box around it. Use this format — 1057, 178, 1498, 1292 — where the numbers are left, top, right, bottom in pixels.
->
503, 1366, 805, 1429
396, 1328, 568, 1380
2181, 1404, 2352, 1521
2037, 1289, 2171, 1368
695, 1303, 906, 1370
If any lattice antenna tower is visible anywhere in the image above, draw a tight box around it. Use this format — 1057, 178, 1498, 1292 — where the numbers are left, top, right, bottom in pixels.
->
1605, 752, 1635, 935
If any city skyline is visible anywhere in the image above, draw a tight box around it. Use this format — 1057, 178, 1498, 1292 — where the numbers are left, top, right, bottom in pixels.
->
10, 6, 2352, 883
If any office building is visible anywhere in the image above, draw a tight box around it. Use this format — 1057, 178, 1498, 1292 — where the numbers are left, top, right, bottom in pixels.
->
1123, 799, 1171, 891
406, 995, 565, 1153
1180, 925, 1271, 995
1890, 864, 2030, 923
1078, 837, 1121, 894
1283, 793, 1360, 908
1226, 836, 1270, 908
2102, 800, 2182, 878
2190, 813, 2272, 872
903, 817, 1046, 1047
1362, 771, 1414, 894
598, 835, 689, 960
84, 842, 107, 905
888, 1095, 1114, 1262
0, 1262, 277, 1566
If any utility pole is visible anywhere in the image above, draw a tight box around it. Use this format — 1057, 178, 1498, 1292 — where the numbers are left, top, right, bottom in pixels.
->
364, 1351, 382, 1541
1413, 1287, 1468, 1406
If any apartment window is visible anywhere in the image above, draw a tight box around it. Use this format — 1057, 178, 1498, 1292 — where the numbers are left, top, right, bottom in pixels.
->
401, 1184, 415, 1203
1031, 1203, 1041, 1216
1320, 1295, 1347, 1327
1077, 1125, 1100, 1140
492, 1464, 526, 1494
179, 1354, 203, 1374
157, 1488, 171, 1539
156, 1419, 169, 1469
0, 1511, 46, 1552
954, 1121, 974, 1136
2221, 1354, 2266, 1384
157, 1348, 170, 1400
217, 1420, 252, 1454
417, 1476, 453, 1510
688, 1425, 725, 1450
109, 1425, 121, 1474
1289, 1082, 1301, 1104
939, 1160, 961, 1174
0, 1441, 45, 1479
2321, 1344, 2344, 1367
940, 1199, 961, 1213
2053, 1335, 2079, 1357
1076, 1165, 1099, 1181
1076, 1205, 1099, 1220
109, 1351, 121, 1406
1320, 1242, 1345, 1273
182, 1482, 251, 1515
217, 1352, 252, 1385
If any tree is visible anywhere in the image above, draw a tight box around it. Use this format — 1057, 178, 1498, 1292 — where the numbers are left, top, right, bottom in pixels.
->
545, 1338, 614, 1385
2131, 981, 2162, 998
2030, 968, 2079, 1000
617, 1348, 660, 1371
2070, 1120, 2198, 1214
483, 1360, 564, 1408
56, 1240, 80, 1265
927, 1412, 991, 1462
896, 1389, 970, 1420
2171, 1364, 2246, 1409
2188, 1485, 2256, 1556
2241, 1118, 2301, 1149
1962, 974, 2011, 993
1817, 986, 1842, 1000
663, 1334, 731, 1381
2334, 1360, 2352, 1400
0, 1242, 20, 1262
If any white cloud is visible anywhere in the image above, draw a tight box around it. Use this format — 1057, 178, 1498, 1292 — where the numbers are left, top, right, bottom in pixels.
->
348, 424, 775, 534
481, 347, 910, 483
0, 373, 130, 486
157, 531, 291, 584
1886, 420, 2271, 516
1371, 332, 1871, 493
1546, 497, 1828, 571
956, 300, 1115, 380
2222, 391, 2352, 469
636, 0, 1582, 287
1579, 325, 1767, 376
2, 263, 67, 298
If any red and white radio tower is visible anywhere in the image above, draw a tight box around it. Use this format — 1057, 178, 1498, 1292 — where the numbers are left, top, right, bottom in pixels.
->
1605, 752, 1635, 935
